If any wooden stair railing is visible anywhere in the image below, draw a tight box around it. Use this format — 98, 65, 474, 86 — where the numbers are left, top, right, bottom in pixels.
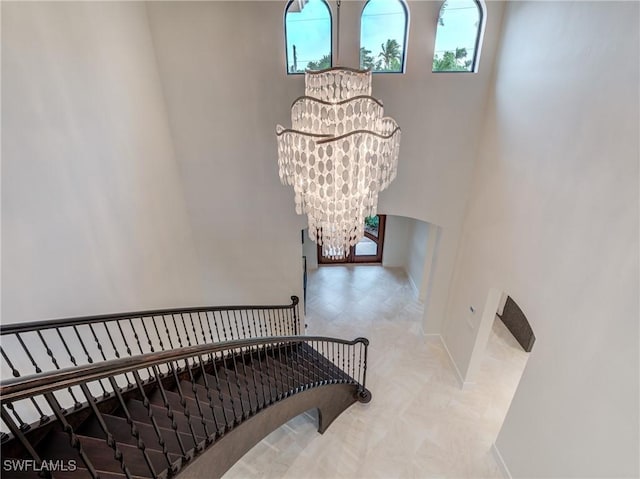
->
0, 297, 300, 382
0, 335, 371, 479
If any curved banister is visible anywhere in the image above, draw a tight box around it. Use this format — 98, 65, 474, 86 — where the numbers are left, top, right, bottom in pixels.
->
0, 297, 302, 382
0, 296, 299, 334
0, 296, 370, 479
0, 335, 368, 402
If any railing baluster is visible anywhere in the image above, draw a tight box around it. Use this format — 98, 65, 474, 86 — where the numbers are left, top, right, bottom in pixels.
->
169, 361, 207, 451
15, 333, 41, 373
44, 391, 100, 478
139, 317, 156, 354
358, 342, 364, 387
103, 322, 121, 358
179, 356, 217, 444
193, 312, 207, 346
276, 341, 291, 396
260, 343, 276, 404
17, 332, 70, 419
128, 318, 145, 355
108, 376, 159, 478
1, 406, 44, 469
79, 383, 134, 479
5, 402, 29, 432
151, 317, 165, 351
211, 350, 237, 427
161, 315, 176, 350
179, 314, 193, 348
36, 330, 81, 411
103, 322, 135, 388
149, 365, 192, 460
212, 311, 224, 343
352, 343, 357, 384
73, 327, 107, 396
224, 311, 236, 341
88, 324, 112, 398
229, 351, 249, 419
132, 370, 183, 473
291, 296, 300, 335
198, 315, 233, 428
233, 310, 244, 340
116, 321, 133, 357
1, 345, 21, 378
361, 339, 369, 393
191, 354, 222, 438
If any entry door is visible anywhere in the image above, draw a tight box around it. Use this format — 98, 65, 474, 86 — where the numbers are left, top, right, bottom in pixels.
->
318, 215, 386, 264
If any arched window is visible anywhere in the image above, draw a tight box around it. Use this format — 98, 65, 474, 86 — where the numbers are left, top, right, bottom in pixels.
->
284, 0, 332, 74
360, 0, 409, 73
432, 0, 485, 73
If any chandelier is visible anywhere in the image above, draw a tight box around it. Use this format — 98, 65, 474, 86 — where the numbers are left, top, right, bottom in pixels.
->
276, 67, 401, 259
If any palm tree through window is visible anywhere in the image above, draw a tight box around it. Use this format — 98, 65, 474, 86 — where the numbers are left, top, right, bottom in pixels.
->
360, 0, 408, 73
432, 0, 485, 72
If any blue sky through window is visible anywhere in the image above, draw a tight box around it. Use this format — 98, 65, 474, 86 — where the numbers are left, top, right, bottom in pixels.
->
360, 0, 407, 72
433, 0, 481, 71
285, 0, 332, 72
286, 0, 482, 74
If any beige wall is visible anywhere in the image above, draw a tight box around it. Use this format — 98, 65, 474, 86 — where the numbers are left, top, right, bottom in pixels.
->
443, 1, 639, 476
145, 2, 305, 307
1, 2, 204, 322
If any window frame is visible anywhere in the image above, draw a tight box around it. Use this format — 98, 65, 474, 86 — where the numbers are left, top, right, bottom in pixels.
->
284, 0, 334, 75
359, 0, 410, 74
432, 0, 486, 74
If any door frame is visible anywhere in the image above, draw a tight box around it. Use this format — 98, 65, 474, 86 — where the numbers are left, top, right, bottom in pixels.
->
317, 215, 386, 264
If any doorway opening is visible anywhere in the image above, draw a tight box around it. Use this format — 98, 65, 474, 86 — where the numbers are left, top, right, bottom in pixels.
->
317, 215, 386, 264
465, 291, 534, 457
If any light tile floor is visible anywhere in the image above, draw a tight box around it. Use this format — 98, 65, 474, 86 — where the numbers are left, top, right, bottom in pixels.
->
223, 266, 528, 479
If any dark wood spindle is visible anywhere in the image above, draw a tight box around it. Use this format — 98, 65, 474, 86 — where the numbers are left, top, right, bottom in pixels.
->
0, 346, 20, 378
44, 392, 100, 478
150, 365, 193, 460
36, 330, 82, 410
132, 370, 183, 474
79, 383, 134, 479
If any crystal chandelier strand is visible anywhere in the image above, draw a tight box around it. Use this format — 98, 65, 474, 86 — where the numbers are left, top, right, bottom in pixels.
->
277, 68, 400, 259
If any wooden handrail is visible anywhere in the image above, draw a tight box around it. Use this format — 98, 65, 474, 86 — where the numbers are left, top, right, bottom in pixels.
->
0, 296, 299, 334
0, 335, 369, 402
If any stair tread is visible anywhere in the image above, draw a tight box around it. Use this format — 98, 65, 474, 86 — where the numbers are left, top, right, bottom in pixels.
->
39, 431, 180, 478
121, 398, 209, 442
78, 413, 199, 458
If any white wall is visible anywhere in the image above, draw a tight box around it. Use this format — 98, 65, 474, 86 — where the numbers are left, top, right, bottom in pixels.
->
1, 2, 204, 323
443, 1, 639, 476
405, 219, 429, 299
146, 2, 305, 306
382, 215, 410, 268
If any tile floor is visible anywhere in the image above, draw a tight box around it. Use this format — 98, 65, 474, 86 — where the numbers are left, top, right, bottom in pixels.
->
223, 266, 528, 479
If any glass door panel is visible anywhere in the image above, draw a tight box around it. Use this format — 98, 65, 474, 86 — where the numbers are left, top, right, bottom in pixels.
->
318, 215, 386, 264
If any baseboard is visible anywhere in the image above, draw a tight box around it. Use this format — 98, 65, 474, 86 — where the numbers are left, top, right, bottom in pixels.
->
436, 334, 475, 389
491, 443, 512, 479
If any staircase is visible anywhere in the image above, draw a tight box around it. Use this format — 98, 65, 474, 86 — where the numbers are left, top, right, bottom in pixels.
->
0, 297, 371, 479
